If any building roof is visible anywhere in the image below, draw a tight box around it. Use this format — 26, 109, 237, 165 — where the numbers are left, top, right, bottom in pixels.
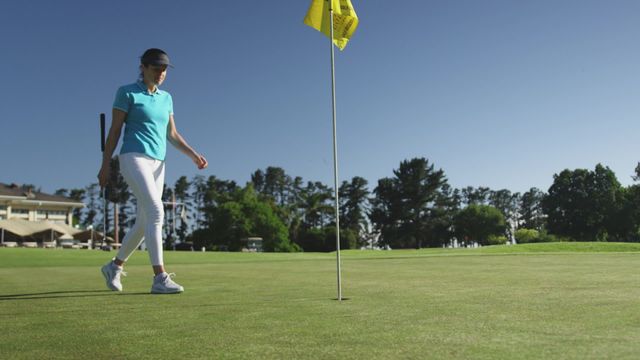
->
0, 219, 81, 237
0, 219, 115, 241
0, 183, 84, 206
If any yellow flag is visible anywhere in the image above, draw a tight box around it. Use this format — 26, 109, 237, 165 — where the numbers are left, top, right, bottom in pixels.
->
304, 0, 359, 50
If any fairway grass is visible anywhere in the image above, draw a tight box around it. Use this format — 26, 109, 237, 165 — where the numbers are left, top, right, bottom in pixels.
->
1, 243, 639, 359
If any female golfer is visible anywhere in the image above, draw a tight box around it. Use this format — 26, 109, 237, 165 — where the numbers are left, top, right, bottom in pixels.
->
98, 48, 207, 294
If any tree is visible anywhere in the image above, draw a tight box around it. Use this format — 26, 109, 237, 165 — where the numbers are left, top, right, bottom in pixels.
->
519, 187, 546, 230
21, 184, 41, 193
369, 177, 399, 247
191, 175, 207, 229
252, 166, 297, 227
209, 200, 250, 251
162, 184, 175, 248
202, 175, 238, 222
208, 185, 299, 252
251, 169, 266, 194
287, 176, 305, 243
104, 157, 131, 241
263, 166, 291, 206
454, 205, 506, 246
632, 162, 640, 182
54, 188, 69, 197
462, 186, 491, 206
427, 184, 461, 247
395, 158, 448, 248
370, 158, 448, 249
489, 189, 520, 239
616, 184, 640, 242
489, 190, 519, 221
338, 176, 370, 243
173, 176, 191, 242
299, 181, 333, 230
68, 188, 86, 226
83, 184, 99, 228
543, 164, 623, 241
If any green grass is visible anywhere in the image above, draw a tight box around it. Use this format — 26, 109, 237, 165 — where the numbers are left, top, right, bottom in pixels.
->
1, 243, 640, 359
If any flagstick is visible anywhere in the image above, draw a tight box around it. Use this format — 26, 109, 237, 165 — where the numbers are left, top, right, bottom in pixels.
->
329, 6, 343, 302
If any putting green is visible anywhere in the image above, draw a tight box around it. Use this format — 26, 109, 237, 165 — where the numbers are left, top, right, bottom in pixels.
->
1, 243, 639, 359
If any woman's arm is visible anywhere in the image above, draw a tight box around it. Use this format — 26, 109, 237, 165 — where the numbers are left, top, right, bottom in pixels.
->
167, 114, 208, 169
97, 109, 126, 187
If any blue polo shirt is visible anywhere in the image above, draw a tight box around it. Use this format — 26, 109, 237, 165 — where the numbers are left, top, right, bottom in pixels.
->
113, 81, 173, 161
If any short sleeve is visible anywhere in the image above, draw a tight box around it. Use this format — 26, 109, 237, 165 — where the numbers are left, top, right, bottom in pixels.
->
168, 93, 174, 115
113, 87, 130, 113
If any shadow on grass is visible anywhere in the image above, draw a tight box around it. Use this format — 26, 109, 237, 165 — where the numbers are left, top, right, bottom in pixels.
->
0, 290, 150, 301
0, 291, 352, 302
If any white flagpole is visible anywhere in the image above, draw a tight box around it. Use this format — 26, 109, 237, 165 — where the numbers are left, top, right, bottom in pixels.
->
329, 3, 343, 301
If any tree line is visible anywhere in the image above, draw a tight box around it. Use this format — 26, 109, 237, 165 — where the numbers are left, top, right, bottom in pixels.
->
53, 158, 640, 252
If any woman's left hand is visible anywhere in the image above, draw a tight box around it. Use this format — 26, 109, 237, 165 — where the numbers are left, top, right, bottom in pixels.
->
194, 154, 208, 170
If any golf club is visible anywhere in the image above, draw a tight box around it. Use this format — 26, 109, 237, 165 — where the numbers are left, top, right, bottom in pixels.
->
100, 113, 108, 250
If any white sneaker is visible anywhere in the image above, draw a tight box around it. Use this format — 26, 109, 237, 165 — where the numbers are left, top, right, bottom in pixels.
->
101, 261, 126, 291
151, 272, 184, 294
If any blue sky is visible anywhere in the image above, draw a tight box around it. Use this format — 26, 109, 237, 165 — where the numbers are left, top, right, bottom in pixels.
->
1, 0, 639, 195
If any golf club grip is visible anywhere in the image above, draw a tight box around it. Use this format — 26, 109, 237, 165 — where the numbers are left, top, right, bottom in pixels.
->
100, 113, 106, 152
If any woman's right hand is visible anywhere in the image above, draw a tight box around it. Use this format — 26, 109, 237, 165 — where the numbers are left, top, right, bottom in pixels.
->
97, 162, 110, 187
97, 109, 126, 187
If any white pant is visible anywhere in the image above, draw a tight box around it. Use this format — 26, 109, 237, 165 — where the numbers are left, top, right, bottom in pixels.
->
116, 152, 165, 266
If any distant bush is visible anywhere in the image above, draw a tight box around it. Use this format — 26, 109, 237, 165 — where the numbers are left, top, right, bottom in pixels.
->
487, 235, 508, 245
515, 229, 540, 244
295, 227, 357, 252
454, 205, 506, 246
595, 230, 608, 242
187, 228, 215, 250
174, 242, 195, 251
538, 232, 572, 243
515, 228, 575, 243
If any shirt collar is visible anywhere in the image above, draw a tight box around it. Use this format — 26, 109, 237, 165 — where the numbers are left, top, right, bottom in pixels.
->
136, 80, 162, 95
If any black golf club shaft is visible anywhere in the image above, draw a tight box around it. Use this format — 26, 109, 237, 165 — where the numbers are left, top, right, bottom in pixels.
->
100, 113, 106, 248
100, 113, 105, 152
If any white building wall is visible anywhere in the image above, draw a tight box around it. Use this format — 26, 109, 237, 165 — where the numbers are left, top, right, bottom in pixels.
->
0, 199, 78, 225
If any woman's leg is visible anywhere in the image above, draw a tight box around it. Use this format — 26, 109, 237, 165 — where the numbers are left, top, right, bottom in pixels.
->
113, 202, 146, 265
116, 153, 164, 267
147, 160, 183, 294
149, 159, 166, 275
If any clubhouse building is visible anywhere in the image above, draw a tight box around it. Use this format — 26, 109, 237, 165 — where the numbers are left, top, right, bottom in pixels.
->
0, 183, 83, 224
0, 183, 88, 246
